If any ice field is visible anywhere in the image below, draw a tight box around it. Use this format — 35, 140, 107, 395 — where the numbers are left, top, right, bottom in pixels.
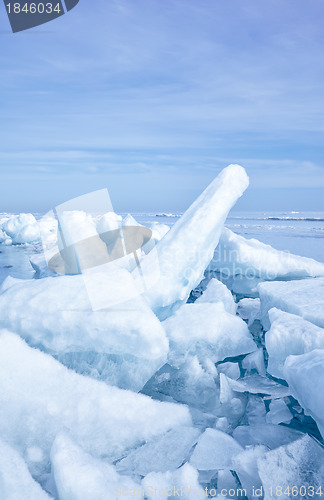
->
0, 164, 324, 499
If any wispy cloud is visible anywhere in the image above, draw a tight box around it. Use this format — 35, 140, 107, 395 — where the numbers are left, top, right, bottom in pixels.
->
0, 0, 323, 209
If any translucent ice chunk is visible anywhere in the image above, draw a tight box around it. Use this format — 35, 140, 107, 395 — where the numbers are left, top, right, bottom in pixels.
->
51, 433, 139, 500
257, 435, 324, 499
232, 445, 267, 500
213, 228, 324, 281
237, 298, 260, 326
190, 428, 243, 470
284, 349, 324, 438
0, 439, 51, 499
142, 463, 205, 500
266, 399, 292, 425
164, 302, 256, 368
0, 271, 169, 391
266, 308, 324, 379
233, 424, 303, 450
116, 426, 201, 477
224, 374, 290, 398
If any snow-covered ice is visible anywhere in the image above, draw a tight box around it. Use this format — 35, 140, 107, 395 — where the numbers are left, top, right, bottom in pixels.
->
142, 463, 207, 500
259, 278, 324, 330
116, 426, 201, 477
142, 357, 219, 412
213, 227, 324, 281
51, 432, 139, 500
237, 298, 260, 326
195, 278, 236, 314
0, 439, 51, 500
0, 270, 169, 391
0, 331, 191, 478
164, 302, 256, 368
266, 308, 324, 379
140, 165, 249, 319
1, 213, 40, 245
284, 349, 324, 438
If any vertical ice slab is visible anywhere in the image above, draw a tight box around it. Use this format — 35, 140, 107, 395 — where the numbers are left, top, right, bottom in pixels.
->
283, 349, 324, 439
139, 165, 249, 319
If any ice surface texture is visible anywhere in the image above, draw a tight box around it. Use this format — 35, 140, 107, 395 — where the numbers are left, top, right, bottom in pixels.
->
213, 227, 324, 280
258, 435, 324, 499
139, 164, 249, 319
164, 302, 256, 368
284, 349, 324, 438
190, 428, 243, 470
51, 433, 139, 500
0, 439, 51, 500
0, 269, 168, 391
0, 331, 191, 478
195, 277, 237, 314
266, 308, 324, 379
259, 278, 324, 330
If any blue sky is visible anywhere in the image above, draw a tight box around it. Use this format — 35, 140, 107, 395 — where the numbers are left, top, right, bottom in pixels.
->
1, 0, 324, 212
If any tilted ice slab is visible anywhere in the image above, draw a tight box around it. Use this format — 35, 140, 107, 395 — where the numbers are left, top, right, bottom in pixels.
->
266, 308, 324, 379
195, 278, 236, 315
232, 445, 267, 500
257, 435, 324, 500
163, 302, 256, 368
189, 428, 243, 471
139, 165, 249, 319
0, 269, 168, 391
233, 424, 303, 450
283, 349, 324, 438
212, 227, 324, 281
116, 426, 201, 477
259, 278, 324, 330
0, 439, 51, 500
51, 433, 139, 500
0, 331, 191, 478
266, 399, 292, 425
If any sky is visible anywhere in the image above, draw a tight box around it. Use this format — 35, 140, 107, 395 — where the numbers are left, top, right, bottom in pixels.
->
0, 0, 324, 213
